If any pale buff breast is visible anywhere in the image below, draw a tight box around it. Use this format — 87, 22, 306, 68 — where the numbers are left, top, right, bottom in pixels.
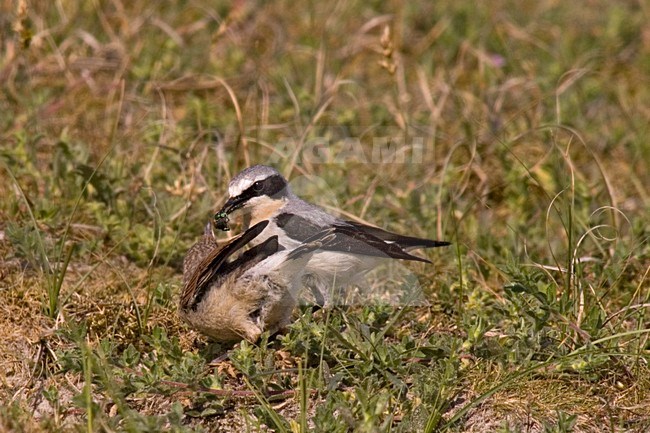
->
179, 273, 264, 342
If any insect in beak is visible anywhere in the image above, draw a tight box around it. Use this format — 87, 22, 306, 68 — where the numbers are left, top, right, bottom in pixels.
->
214, 211, 230, 231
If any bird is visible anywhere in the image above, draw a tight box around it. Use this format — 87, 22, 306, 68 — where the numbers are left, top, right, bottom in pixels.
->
179, 219, 333, 342
213, 165, 450, 307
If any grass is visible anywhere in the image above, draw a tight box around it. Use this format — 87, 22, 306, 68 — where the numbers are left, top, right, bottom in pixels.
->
1, 0, 649, 431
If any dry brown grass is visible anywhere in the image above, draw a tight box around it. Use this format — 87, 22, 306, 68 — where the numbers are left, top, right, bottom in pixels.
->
1, 0, 649, 431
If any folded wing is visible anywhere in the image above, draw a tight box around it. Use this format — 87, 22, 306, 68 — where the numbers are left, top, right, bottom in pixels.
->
275, 213, 436, 263
181, 220, 276, 310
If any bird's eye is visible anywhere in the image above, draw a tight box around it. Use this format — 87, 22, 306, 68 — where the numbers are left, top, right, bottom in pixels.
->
253, 181, 264, 191
250, 307, 262, 321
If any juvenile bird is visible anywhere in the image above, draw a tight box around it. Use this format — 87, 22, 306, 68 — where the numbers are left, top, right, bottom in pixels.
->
214, 165, 450, 306
180, 220, 332, 342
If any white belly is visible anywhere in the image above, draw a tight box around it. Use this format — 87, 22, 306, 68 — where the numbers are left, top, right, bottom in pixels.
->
246, 219, 387, 306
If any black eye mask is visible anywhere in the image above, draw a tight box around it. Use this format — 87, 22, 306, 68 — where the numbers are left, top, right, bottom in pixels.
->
214, 174, 288, 232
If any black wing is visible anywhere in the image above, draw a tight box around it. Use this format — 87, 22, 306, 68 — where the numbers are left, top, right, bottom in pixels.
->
343, 220, 450, 249
218, 235, 281, 276
275, 213, 432, 263
182, 220, 275, 310
285, 229, 336, 261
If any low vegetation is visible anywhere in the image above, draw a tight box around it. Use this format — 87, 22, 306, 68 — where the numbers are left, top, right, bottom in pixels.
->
1, 0, 648, 431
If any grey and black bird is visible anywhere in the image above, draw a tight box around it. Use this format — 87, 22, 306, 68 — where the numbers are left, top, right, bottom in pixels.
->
214, 165, 450, 306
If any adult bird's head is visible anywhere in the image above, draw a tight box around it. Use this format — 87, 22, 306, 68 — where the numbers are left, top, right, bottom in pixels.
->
215, 165, 292, 231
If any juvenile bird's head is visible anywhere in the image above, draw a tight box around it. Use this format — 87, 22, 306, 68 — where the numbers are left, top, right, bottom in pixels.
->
216, 165, 292, 230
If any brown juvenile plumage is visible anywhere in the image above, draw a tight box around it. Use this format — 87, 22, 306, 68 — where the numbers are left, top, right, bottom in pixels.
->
179, 221, 332, 342
182, 223, 218, 287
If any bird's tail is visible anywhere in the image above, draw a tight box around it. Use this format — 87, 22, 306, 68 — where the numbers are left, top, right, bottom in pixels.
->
398, 237, 451, 250
344, 220, 450, 250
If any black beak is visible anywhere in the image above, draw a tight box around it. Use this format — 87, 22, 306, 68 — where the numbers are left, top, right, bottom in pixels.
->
214, 196, 246, 231
219, 195, 246, 216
